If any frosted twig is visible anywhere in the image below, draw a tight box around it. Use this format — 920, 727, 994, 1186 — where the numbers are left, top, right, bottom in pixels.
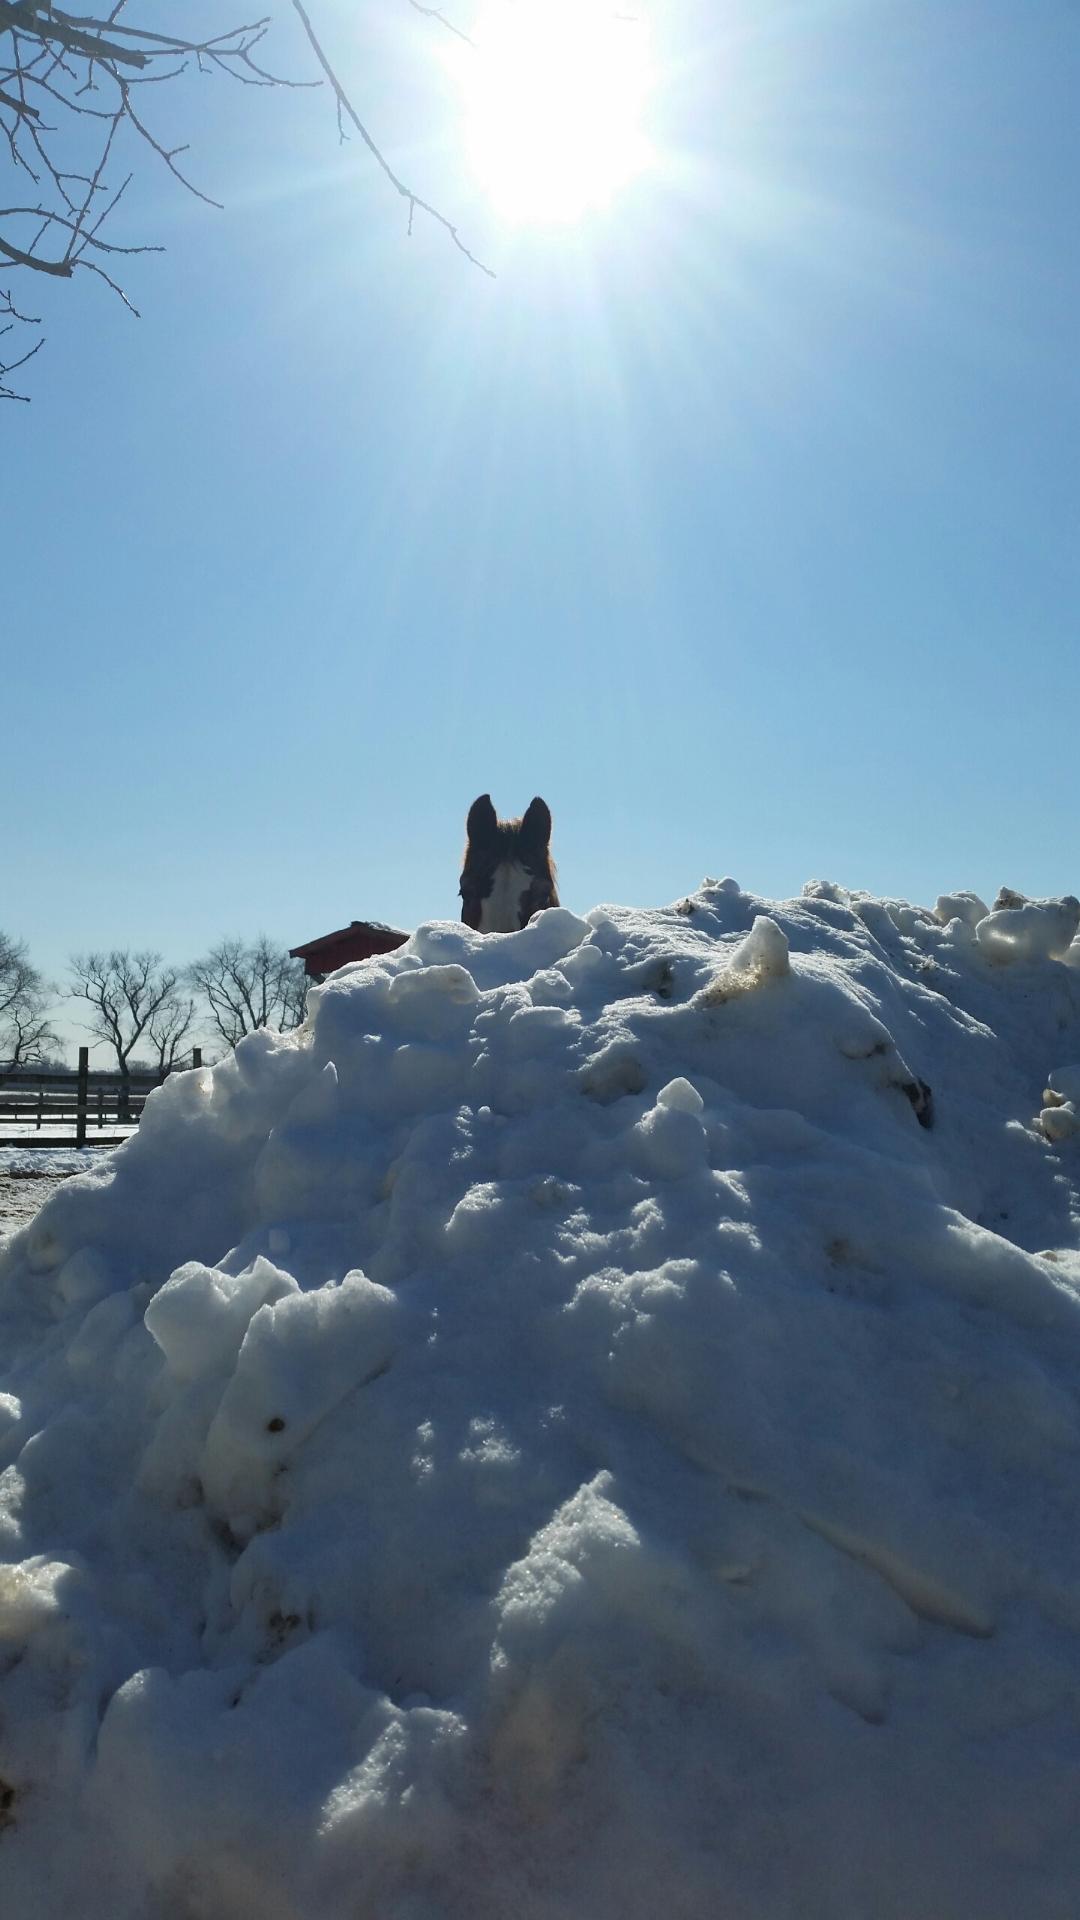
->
290, 0, 493, 276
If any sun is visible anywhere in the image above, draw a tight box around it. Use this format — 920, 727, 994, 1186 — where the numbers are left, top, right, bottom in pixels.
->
460, 1, 654, 225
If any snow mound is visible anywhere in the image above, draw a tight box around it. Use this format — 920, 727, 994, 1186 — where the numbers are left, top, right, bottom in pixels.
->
3, 885, 1080, 1918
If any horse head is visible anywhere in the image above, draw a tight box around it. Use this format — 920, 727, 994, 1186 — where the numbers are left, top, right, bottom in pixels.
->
460, 794, 559, 932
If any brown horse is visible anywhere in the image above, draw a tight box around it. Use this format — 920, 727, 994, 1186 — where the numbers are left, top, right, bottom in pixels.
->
460, 794, 559, 932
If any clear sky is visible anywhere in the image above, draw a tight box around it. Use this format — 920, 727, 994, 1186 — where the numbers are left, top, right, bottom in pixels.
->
6, 0, 1080, 1057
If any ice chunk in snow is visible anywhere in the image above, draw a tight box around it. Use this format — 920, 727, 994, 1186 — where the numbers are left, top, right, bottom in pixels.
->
632, 1082, 708, 1177
656, 1077, 705, 1116
935, 891, 989, 930
0, 1557, 71, 1640
1046, 1066, 1080, 1106
145, 1256, 299, 1383
387, 964, 479, 1040
1040, 1102, 1078, 1142
886, 901, 935, 937
1038, 1067, 1080, 1141
975, 896, 1080, 964
734, 913, 791, 980
695, 913, 790, 1006
201, 1269, 400, 1535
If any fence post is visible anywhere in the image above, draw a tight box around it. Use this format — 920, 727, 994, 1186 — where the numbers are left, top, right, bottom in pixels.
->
192, 1047, 203, 1070
76, 1047, 88, 1148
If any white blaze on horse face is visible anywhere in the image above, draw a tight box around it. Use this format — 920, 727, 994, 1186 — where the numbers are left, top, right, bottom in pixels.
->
479, 860, 532, 933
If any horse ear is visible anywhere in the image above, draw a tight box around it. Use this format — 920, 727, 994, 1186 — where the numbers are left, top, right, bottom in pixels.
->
520, 796, 552, 849
466, 794, 498, 844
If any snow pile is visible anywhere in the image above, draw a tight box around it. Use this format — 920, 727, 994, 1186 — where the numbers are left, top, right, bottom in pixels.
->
3, 881, 1080, 1918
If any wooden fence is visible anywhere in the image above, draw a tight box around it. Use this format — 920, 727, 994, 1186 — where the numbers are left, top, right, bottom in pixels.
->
0, 1047, 204, 1148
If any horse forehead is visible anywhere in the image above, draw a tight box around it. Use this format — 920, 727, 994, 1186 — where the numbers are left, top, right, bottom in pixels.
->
478, 859, 532, 933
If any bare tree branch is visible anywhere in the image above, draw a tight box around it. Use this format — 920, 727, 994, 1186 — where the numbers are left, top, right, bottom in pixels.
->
69, 949, 184, 1095
289, 0, 493, 276
0, 281, 40, 393
188, 936, 307, 1050
0, 3, 150, 71
0, 83, 37, 114
146, 989, 197, 1072
0, 7, 312, 393
0, 224, 72, 271
2, 3, 489, 398
407, 0, 474, 49
0, 929, 56, 1075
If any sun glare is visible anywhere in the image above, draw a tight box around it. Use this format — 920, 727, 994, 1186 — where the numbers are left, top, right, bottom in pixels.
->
461, 1, 654, 225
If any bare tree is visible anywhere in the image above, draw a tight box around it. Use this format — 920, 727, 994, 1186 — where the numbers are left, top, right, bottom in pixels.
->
1, 2, 488, 399
0, 929, 55, 1077
188, 935, 307, 1049
146, 988, 197, 1074
69, 948, 185, 1115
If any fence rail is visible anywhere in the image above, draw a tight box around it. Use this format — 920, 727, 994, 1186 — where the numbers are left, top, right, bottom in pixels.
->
0, 1047, 204, 1148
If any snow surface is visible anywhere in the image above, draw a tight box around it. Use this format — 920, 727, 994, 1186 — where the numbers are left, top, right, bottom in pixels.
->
3, 882, 1080, 1917
0, 1147, 116, 1175
0, 1153, 113, 1249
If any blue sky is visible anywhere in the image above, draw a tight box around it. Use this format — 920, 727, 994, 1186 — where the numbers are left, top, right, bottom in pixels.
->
6, 0, 1080, 1055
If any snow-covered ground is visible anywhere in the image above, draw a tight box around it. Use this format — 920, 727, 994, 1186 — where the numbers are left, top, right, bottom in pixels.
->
0, 1125, 137, 1146
2, 880, 1080, 1917
0, 1175, 65, 1249
0, 1151, 115, 1249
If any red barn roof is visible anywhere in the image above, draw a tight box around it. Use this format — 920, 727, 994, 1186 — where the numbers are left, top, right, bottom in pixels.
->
290, 920, 409, 979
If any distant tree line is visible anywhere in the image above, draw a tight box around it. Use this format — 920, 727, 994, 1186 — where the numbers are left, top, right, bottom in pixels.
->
0, 932, 308, 1082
